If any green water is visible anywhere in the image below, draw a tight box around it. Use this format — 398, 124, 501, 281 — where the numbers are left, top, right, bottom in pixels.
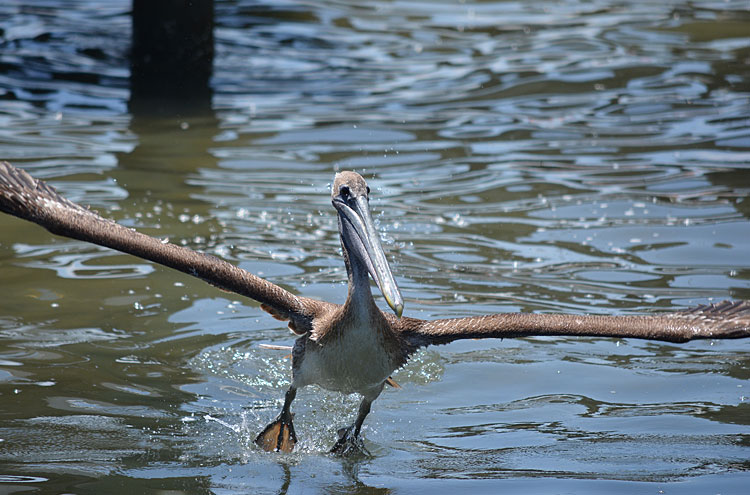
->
0, 1, 749, 493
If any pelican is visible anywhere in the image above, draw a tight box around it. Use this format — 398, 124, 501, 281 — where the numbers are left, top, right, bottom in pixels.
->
1, 161, 748, 455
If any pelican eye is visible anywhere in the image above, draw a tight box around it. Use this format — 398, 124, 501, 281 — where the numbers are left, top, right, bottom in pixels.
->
366, 186, 370, 196
339, 185, 351, 199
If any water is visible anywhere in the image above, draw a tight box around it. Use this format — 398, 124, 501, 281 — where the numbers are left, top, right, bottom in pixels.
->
1, 0, 749, 493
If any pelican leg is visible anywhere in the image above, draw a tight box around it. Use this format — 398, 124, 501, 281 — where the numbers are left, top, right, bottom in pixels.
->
330, 393, 376, 456
255, 387, 298, 453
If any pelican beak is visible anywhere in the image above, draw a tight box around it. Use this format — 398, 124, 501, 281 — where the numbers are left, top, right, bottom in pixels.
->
333, 193, 404, 318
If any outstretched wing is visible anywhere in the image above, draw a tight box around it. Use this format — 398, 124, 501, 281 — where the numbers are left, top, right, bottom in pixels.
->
0, 161, 325, 334
393, 300, 750, 354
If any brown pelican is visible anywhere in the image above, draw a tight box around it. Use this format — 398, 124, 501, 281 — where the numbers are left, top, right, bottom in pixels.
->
0, 161, 748, 455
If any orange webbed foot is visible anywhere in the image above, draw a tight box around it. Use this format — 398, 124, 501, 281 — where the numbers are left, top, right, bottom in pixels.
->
255, 413, 297, 453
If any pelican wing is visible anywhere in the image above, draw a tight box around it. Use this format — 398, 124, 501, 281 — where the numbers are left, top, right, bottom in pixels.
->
0, 161, 322, 333
394, 301, 750, 354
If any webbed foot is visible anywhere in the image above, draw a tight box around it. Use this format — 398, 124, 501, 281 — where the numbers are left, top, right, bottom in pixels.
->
255, 412, 297, 453
329, 425, 370, 456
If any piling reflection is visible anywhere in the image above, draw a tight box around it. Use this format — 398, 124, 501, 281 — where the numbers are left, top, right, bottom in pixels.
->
0, 0, 749, 493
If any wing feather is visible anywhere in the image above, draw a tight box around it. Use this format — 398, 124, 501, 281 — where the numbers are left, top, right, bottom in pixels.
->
0, 161, 323, 333
393, 301, 750, 354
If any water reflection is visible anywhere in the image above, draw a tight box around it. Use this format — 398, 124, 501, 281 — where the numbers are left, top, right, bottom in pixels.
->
1, 0, 750, 493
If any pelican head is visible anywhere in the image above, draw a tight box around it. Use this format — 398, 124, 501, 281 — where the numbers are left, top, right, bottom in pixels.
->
332, 171, 403, 318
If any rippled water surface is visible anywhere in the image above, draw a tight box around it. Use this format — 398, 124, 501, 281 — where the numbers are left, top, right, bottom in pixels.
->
1, 0, 749, 493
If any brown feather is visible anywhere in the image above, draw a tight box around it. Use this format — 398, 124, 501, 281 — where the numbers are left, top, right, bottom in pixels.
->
2, 160, 749, 359
0, 161, 327, 334
390, 300, 750, 356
